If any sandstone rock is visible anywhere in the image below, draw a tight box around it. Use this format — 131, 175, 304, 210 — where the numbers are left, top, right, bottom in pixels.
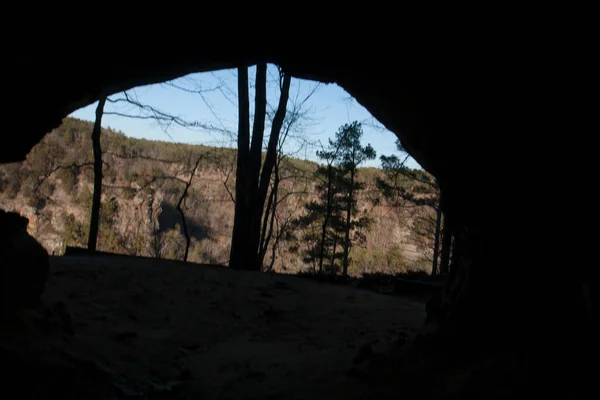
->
1, 209, 50, 312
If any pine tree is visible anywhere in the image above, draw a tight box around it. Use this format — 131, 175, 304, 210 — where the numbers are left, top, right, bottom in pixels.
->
378, 139, 444, 274
334, 122, 376, 276
292, 121, 375, 276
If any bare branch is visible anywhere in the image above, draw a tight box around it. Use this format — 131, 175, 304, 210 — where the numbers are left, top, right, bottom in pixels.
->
34, 161, 100, 191
223, 164, 236, 204
104, 151, 185, 165
176, 156, 202, 263
106, 92, 234, 137
162, 80, 224, 94
211, 71, 238, 107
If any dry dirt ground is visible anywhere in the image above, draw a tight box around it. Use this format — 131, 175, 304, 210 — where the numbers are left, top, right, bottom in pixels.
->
2, 254, 427, 399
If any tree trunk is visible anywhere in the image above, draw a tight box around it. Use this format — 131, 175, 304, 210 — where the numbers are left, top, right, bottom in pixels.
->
229, 67, 251, 270
259, 180, 275, 264
342, 168, 355, 276
87, 96, 106, 252
439, 213, 452, 275
249, 63, 267, 190
330, 236, 338, 274
246, 63, 267, 269
431, 204, 442, 275
269, 240, 278, 272
266, 184, 281, 272
249, 73, 291, 268
450, 233, 461, 271
230, 67, 290, 271
319, 165, 334, 274
258, 160, 279, 268
246, 73, 290, 270
177, 157, 201, 263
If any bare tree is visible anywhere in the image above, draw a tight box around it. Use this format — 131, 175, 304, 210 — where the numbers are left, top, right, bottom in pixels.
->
187, 68, 318, 271
129, 155, 204, 262
264, 163, 311, 272
34, 161, 97, 192
99, 83, 227, 261
257, 80, 320, 270
208, 147, 237, 204
93, 72, 318, 270
88, 96, 107, 252
176, 156, 201, 262
229, 64, 291, 271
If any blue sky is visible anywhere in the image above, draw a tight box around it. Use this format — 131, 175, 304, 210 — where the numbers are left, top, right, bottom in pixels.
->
70, 65, 420, 169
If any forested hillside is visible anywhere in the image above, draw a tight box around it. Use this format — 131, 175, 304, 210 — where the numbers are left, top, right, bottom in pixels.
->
0, 117, 437, 275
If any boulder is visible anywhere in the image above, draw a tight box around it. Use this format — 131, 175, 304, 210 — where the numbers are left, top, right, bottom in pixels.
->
1, 209, 49, 312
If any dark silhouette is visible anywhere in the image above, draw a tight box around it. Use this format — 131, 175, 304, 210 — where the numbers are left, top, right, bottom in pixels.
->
176, 157, 201, 262
439, 203, 452, 276
0, 210, 49, 312
87, 96, 106, 252
431, 203, 442, 275
229, 65, 291, 271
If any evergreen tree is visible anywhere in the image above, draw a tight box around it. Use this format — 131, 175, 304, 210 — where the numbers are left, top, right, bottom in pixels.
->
378, 139, 444, 274
293, 121, 375, 276
334, 122, 376, 276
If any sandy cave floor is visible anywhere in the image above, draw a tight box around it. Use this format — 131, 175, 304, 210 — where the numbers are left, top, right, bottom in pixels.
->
3, 254, 428, 399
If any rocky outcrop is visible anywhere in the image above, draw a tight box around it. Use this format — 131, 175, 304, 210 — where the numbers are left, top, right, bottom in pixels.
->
0, 209, 49, 312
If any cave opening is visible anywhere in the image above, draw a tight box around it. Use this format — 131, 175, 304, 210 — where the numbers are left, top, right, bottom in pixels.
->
1, 54, 594, 398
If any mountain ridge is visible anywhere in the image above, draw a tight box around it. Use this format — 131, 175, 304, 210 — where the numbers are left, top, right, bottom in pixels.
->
0, 117, 436, 275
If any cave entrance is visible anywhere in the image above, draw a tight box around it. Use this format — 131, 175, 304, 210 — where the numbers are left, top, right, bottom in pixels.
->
2, 65, 450, 281
2, 50, 594, 398
1, 65, 446, 397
